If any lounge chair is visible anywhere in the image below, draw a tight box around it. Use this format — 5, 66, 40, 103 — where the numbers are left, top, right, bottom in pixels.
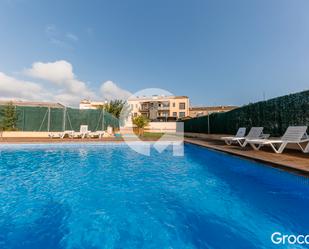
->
107, 126, 114, 136
49, 130, 74, 139
246, 126, 309, 153
89, 130, 106, 139
221, 128, 246, 145
222, 127, 265, 147
48, 132, 60, 138
73, 125, 91, 139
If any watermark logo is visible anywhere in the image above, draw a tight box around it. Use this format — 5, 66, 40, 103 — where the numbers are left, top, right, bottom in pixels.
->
119, 88, 184, 156
271, 232, 309, 245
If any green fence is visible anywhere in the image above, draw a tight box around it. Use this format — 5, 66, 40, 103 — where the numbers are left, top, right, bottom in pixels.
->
183, 90, 309, 136
0, 106, 119, 132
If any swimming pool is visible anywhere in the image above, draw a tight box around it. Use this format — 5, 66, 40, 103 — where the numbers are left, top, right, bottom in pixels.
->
0, 143, 308, 249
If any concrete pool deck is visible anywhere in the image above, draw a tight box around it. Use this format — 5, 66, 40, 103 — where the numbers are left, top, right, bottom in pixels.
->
184, 134, 309, 175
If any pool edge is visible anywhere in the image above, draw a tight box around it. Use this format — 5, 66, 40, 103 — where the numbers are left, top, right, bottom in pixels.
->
184, 139, 309, 178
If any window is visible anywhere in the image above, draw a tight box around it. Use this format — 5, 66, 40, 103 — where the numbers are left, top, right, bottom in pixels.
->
173, 112, 177, 117
179, 102, 185, 110
172, 102, 175, 107
179, 112, 185, 118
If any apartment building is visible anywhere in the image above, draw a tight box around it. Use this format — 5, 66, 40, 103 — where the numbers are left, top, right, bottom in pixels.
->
79, 96, 189, 121
128, 96, 189, 121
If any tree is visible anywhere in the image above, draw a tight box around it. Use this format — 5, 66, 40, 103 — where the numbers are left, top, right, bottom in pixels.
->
132, 115, 149, 136
0, 102, 18, 131
99, 100, 126, 119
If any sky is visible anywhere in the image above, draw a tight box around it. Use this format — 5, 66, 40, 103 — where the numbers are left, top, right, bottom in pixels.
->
0, 0, 309, 107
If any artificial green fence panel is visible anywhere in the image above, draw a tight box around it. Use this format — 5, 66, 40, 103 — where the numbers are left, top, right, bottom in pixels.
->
66, 108, 100, 132
50, 108, 65, 131
0, 105, 120, 132
65, 108, 119, 132
16, 107, 50, 131
183, 90, 309, 136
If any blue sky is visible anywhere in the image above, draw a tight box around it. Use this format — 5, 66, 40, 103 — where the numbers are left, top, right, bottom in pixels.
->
0, 0, 309, 107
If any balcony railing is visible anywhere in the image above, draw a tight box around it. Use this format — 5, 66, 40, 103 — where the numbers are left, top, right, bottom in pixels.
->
139, 107, 149, 112
157, 106, 170, 110
139, 106, 170, 111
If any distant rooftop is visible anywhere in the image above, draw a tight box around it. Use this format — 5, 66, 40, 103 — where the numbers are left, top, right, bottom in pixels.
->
0, 100, 65, 108
80, 99, 108, 104
128, 95, 189, 101
189, 105, 238, 111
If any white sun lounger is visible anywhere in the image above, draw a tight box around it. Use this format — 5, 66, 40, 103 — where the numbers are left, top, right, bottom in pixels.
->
49, 130, 74, 139
221, 128, 246, 145
107, 126, 114, 136
89, 130, 106, 139
247, 126, 309, 153
48, 132, 60, 139
222, 127, 264, 147
73, 125, 91, 139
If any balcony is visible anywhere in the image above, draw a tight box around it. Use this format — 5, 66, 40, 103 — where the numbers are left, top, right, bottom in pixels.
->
157, 106, 170, 111
139, 107, 149, 112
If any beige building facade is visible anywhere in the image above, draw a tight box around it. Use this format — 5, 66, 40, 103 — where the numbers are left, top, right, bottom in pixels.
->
79, 96, 189, 122
128, 96, 189, 121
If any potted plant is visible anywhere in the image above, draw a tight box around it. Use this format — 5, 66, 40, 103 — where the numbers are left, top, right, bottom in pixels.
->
132, 115, 149, 136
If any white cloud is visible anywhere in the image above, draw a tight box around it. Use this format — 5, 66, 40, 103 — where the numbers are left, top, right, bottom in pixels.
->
24, 60, 95, 97
0, 72, 49, 101
45, 25, 57, 37
0, 70, 94, 106
24, 60, 74, 83
53, 93, 82, 106
45, 25, 67, 47
0, 60, 131, 107
100, 80, 131, 100
66, 33, 78, 42
45, 25, 78, 48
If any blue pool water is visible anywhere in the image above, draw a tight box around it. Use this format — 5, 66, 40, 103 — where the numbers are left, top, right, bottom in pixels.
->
0, 143, 308, 249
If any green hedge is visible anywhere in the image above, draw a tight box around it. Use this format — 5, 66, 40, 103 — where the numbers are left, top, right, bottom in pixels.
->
183, 90, 309, 136
0, 106, 119, 132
